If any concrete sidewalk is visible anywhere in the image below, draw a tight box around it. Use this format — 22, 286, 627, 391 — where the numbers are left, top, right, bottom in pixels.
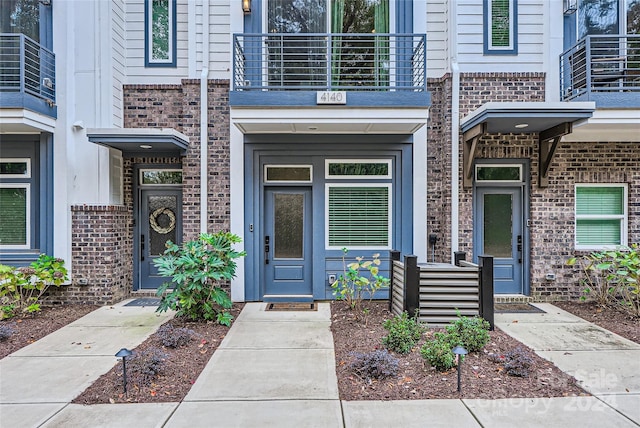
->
2, 301, 639, 427
0, 300, 175, 427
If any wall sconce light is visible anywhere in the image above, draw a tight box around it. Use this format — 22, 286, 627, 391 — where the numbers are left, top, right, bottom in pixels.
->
242, 0, 251, 14
563, 0, 577, 15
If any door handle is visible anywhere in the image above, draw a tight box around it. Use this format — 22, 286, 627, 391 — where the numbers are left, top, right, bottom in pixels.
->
517, 234, 522, 263
141, 234, 145, 261
265, 235, 270, 265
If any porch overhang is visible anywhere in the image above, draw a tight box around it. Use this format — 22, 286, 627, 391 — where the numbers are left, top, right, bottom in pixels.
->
86, 128, 189, 157
230, 106, 429, 135
460, 102, 596, 188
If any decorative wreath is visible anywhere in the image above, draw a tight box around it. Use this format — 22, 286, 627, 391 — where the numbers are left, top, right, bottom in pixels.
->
149, 207, 176, 234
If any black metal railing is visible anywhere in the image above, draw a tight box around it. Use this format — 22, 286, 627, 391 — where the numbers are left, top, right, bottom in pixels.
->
0, 33, 56, 103
233, 33, 426, 92
560, 34, 640, 101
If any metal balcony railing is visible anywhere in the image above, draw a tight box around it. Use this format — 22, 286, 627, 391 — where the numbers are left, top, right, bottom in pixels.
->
233, 33, 426, 92
560, 35, 640, 101
0, 33, 56, 104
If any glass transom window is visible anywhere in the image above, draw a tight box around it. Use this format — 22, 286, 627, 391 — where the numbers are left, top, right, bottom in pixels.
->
475, 165, 522, 182
575, 184, 627, 249
140, 169, 182, 185
264, 165, 312, 183
326, 159, 391, 179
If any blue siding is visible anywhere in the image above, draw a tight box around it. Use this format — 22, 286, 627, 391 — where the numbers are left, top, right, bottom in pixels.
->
230, 90, 430, 107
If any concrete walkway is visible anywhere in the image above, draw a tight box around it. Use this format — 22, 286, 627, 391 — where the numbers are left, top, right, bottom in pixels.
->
1, 302, 639, 427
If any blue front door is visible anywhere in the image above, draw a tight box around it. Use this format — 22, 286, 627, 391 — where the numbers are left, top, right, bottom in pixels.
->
263, 187, 313, 300
475, 187, 523, 294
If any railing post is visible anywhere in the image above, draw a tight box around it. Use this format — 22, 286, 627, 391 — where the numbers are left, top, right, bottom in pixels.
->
19, 35, 25, 94
388, 250, 401, 311
454, 251, 466, 267
478, 255, 494, 331
585, 36, 592, 95
327, 33, 332, 91
404, 255, 419, 318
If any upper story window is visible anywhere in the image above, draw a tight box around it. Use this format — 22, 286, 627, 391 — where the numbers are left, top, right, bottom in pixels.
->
577, 0, 640, 38
145, 0, 177, 67
484, 0, 518, 55
0, 0, 40, 42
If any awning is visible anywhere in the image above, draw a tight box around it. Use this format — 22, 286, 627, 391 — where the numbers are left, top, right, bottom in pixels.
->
86, 128, 189, 157
460, 102, 596, 188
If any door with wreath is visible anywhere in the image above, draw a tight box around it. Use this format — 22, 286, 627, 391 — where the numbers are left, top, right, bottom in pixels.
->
139, 189, 182, 289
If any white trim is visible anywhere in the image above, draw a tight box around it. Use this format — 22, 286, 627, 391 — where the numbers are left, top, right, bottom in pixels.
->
325, 159, 392, 180
147, 0, 175, 64
0, 183, 30, 249
230, 125, 245, 302
264, 164, 313, 184
574, 183, 628, 250
139, 168, 183, 186
475, 164, 523, 183
487, 0, 515, 51
0, 158, 31, 178
324, 182, 392, 251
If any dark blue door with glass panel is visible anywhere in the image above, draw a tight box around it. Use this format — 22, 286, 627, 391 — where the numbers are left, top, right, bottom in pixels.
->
263, 187, 313, 300
475, 187, 523, 294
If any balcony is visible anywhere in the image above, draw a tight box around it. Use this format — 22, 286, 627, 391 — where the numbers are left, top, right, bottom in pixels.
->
0, 33, 56, 119
560, 35, 640, 107
230, 33, 429, 108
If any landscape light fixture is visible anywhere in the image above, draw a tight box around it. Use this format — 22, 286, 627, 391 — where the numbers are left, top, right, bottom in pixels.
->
242, 0, 251, 13
452, 345, 468, 393
115, 348, 133, 394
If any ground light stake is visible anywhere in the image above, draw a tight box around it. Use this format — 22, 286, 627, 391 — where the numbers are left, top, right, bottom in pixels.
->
452, 345, 468, 393
115, 348, 133, 394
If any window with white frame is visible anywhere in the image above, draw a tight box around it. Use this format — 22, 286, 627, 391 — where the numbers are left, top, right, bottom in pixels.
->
484, 0, 518, 54
145, 0, 176, 67
575, 184, 627, 249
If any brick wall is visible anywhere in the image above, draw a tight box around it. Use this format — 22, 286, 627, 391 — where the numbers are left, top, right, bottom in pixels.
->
50, 205, 133, 305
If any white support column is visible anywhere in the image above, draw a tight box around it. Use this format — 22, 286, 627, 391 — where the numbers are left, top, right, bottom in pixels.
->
229, 124, 245, 302
413, 126, 428, 262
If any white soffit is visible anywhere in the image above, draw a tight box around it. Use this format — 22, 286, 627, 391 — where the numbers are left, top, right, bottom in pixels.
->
230, 107, 429, 134
562, 109, 640, 142
0, 109, 56, 133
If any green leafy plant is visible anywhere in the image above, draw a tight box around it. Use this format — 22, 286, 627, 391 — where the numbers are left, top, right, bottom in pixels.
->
331, 248, 390, 318
444, 314, 491, 353
154, 232, 245, 326
568, 244, 640, 317
0, 255, 68, 319
382, 311, 425, 354
420, 332, 456, 371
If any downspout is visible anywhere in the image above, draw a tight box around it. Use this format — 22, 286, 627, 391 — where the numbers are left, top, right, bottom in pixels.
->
200, 0, 210, 234
450, 1, 460, 262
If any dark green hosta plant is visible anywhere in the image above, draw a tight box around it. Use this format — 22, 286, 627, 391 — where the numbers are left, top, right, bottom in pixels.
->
154, 232, 245, 326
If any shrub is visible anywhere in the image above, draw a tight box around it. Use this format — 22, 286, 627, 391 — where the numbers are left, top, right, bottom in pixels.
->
445, 315, 490, 352
349, 349, 399, 380
382, 311, 425, 354
128, 347, 168, 386
0, 323, 15, 341
420, 332, 456, 371
156, 323, 195, 348
0, 255, 68, 318
568, 245, 640, 317
503, 347, 535, 377
331, 248, 390, 319
154, 232, 245, 325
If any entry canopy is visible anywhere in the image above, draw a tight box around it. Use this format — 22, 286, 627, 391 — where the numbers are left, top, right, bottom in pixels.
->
87, 128, 189, 158
460, 102, 596, 188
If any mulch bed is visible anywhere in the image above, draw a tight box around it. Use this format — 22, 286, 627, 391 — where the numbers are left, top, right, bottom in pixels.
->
554, 301, 639, 344
0, 304, 99, 359
330, 301, 588, 401
73, 303, 244, 405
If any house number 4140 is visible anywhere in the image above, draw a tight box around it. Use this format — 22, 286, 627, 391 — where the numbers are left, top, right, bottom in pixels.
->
317, 91, 347, 105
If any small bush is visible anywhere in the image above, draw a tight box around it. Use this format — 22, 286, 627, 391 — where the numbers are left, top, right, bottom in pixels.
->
420, 332, 456, 371
128, 347, 167, 386
445, 315, 490, 352
503, 347, 535, 377
156, 324, 195, 348
0, 323, 15, 341
349, 349, 399, 380
382, 311, 425, 354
